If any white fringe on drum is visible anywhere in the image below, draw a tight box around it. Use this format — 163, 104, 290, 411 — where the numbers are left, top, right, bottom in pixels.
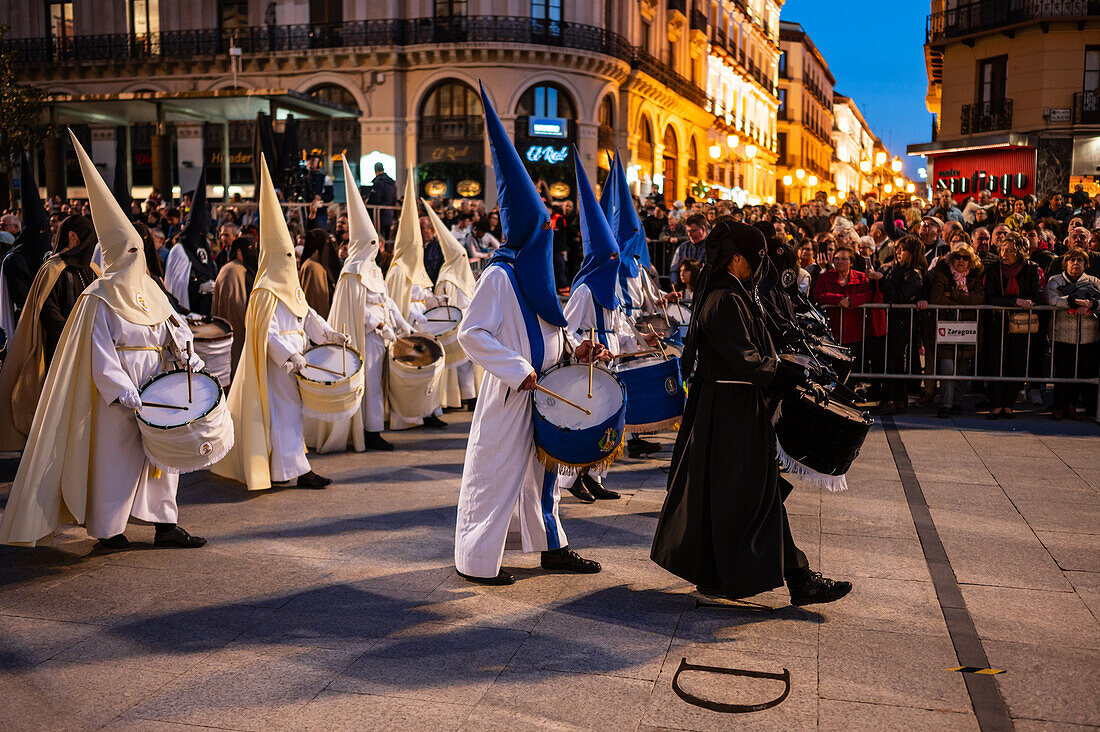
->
626, 417, 681, 435
775, 439, 848, 492
143, 432, 234, 476
302, 403, 360, 424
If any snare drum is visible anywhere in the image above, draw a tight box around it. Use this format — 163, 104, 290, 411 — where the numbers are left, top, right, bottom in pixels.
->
386, 334, 445, 420
532, 362, 626, 474
420, 305, 466, 366
810, 337, 854, 384
296, 344, 365, 422
136, 369, 234, 473
665, 302, 691, 326
187, 315, 233, 387
614, 356, 684, 433
774, 386, 872, 489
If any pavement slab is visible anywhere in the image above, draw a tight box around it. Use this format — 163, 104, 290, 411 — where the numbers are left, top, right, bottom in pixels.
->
1, 409, 1097, 728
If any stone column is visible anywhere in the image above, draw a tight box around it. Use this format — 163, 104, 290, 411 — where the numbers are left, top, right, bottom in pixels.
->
44, 132, 67, 201
151, 109, 173, 200
576, 121, 600, 192
175, 122, 205, 198
89, 125, 117, 183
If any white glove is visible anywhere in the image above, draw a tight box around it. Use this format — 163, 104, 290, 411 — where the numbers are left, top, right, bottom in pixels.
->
287, 353, 308, 373
187, 351, 206, 371
379, 324, 396, 343
119, 390, 142, 410
198, 280, 215, 295
328, 331, 351, 346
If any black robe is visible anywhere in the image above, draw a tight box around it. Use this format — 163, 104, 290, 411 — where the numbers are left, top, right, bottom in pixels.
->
40, 262, 96, 366
651, 271, 788, 597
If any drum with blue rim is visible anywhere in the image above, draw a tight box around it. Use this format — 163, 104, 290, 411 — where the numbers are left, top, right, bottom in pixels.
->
613, 355, 684, 433
532, 362, 626, 474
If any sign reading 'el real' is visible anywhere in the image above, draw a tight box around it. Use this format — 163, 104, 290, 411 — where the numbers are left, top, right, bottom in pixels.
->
937, 321, 978, 345
525, 145, 569, 164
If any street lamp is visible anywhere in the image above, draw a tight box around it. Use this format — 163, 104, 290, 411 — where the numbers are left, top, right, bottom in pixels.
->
709, 144, 722, 160
795, 168, 805, 179
894, 176, 904, 187
859, 160, 871, 174
876, 151, 887, 167
827, 195, 837, 205
906, 182, 916, 193
782, 174, 793, 186
883, 183, 893, 194
745, 143, 758, 159
890, 158, 903, 173
807, 175, 818, 186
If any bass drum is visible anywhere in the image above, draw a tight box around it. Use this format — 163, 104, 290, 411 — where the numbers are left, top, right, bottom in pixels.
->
532, 362, 626, 474
774, 386, 872, 491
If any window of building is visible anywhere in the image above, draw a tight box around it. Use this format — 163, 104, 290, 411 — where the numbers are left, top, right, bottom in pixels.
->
778, 51, 786, 78
1085, 45, 1099, 92
531, 0, 562, 21
310, 0, 342, 24
420, 80, 482, 118
219, 0, 248, 29
777, 88, 786, 120
777, 132, 786, 163
977, 55, 1008, 111
688, 137, 699, 178
434, 0, 467, 18
46, 1, 73, 40
131, 0, 159, 36
516, 83, 577, 119
642, 20, 651, 53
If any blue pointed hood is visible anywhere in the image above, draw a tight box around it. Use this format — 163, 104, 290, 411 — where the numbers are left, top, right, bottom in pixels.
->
481, 82, 566, 328
571, 148, 620, 311
612, 156, 648, 277
599, 151, 619, 224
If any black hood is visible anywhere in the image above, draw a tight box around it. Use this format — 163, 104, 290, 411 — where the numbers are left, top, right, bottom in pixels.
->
178, 167, 217, 281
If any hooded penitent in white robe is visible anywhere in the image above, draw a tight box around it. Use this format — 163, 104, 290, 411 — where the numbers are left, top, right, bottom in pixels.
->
212, 154, 343, 490
164, 244, 193, 310
304, 159, 414, 453
455, 267, 575, 577
0, 131, 197, 546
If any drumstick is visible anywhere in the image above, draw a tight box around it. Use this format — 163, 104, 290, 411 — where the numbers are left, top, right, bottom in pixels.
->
534, 384, 592, 416
588, 327, 594, 399
425, 318, 459, 323
647, 324, 669, 361
341, 331, 347, 376
141, 401, 188, 410
185, 342, 193, 404
662, 301, 671, 329
304, 363, 346, 378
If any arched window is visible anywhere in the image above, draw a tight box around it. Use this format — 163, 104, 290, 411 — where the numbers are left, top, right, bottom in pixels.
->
598, 94, 615, 153
419, 79, 482, 119
688, 136, 699, 178
598, 95, 614, 129
306, 83, 358, 110
516, 82, 577, 120
662, 126, 679, 206
637, 117, 654, 169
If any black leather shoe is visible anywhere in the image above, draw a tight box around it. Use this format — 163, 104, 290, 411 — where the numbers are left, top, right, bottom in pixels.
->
364, 431, 395, 451
582, 474, 620, 500
627, 437, 661, 456
457, 569, 515, 586
296, 471, 332, 489
566, 475, 596, 503
541, 546, 601, 573
423, 415, 448, 429
153, 526, 207, 548
96, 534, 130, 550
463, 398, 478, 412
787, 569, 852, 606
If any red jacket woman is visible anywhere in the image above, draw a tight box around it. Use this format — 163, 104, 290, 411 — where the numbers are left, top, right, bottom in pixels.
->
812, 247, 885, 344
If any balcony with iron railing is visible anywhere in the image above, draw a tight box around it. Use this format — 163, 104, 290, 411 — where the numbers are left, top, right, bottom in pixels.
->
1074, 91, 1099, 124
690, 8, 708, 32
418, 115, 484, 140
926, 0, 1100, 44
961, 99, 1014, 134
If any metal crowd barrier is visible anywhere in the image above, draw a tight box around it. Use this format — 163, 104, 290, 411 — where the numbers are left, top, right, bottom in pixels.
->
820, 302, 1099, 417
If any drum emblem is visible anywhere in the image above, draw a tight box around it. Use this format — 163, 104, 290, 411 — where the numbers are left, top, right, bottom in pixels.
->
136, 293, 148, 312
598, 427, 618, 452
426, 385, 434, 396
295, 287, 304, 303
664, 377, 677, 395
199, 441, 213, 457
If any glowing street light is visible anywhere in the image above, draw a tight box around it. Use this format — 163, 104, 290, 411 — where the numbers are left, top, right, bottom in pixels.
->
894, 176, 904, 187
709, 144, 722, 160
859, 160, 872, 174
837, 190, 847, 200
890, 158, 903, 173
795, 168, 805, 179
876, 151, 887, 166
827, 195, 837, 205
906, 182, 916, 193
807, 175, 818, 186
727, 135, 738, 147
883, 183, 893, 194
745, 143, 758, 159
782, 174, 793, 186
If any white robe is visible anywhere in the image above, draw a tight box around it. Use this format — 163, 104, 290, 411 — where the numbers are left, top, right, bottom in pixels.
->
455, 266, 575, 578
265, 301, 334, 481
556, 283, 646, 489
434, 281, 478, 407
624, 267, 665, 318
164, 245, 193, 311
87, 302, 193, 538
0, 259, 15, 343
388, 283, 435, 430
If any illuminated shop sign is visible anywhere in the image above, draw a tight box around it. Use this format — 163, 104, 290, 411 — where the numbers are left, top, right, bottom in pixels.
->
525, 145, 569, 164
528, 117, 568, 138
931, 147, 1036, 200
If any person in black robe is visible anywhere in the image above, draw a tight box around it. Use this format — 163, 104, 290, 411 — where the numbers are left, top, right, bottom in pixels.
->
651, 220, 851, 606
3, 152, 54, 326
41, 215, 99, 366
174, 169, 218, 315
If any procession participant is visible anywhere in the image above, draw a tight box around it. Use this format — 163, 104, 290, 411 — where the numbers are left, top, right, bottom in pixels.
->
0, 152, 53, 338
557, 149, 652, 503
298, 228, 340, 318
0, 131, 205, 549
304, 159, 412, 453
385, 172, 445, 429
212, 154, 348, 491
651, 220, 851, 606
164, 168, 217, 315
455, 84, 609, 585
212, 234, 257, 374
0, 214, 101, 452
422, 197, 481, 411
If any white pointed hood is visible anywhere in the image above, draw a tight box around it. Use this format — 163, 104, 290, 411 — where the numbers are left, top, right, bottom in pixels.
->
389, 169, 432, 289
422, 198, 475, 299
340, 158, 386, 293
254, 153, 308, 317
70, 129, 173, 326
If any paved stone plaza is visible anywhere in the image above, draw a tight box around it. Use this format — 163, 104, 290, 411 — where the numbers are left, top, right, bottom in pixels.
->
1, 411, 1097, 730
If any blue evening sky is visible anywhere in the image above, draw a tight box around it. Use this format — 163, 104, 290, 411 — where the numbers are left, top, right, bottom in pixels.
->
779, 0, 932, 178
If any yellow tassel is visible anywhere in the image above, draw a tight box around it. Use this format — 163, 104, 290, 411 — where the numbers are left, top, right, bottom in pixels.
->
536, 435, 625, 476
148, 465, 162, 480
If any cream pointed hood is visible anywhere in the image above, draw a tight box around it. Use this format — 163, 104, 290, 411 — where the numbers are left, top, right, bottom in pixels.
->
70, 129, 173, 326
254, 153, 308, 317
422, 198, 475, 299
389, 169, 432, 289
340, 158, 386, 293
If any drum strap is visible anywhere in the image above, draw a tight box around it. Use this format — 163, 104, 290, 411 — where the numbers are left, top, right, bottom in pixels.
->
592, 307, 611, 349
494, 263, 544, 377
117, 345, 168, 369
278, 329, 306, 338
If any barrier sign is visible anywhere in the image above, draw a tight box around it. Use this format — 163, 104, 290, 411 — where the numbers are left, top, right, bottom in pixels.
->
937, 321, 978, 345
